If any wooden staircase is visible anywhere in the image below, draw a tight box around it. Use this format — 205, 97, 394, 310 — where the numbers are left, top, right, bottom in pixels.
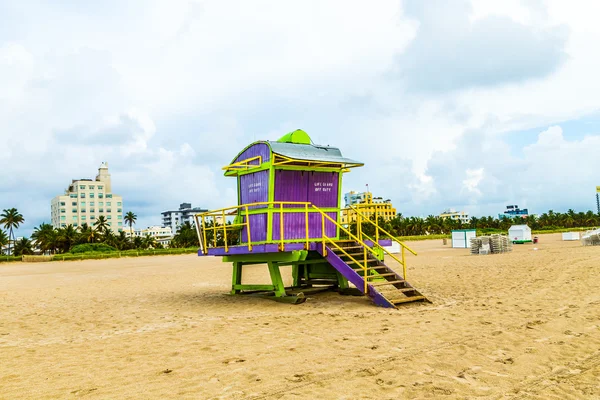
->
317, 240, 428, 308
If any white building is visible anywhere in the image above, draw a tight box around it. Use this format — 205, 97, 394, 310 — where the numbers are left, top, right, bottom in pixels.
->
439, 209, 470, 224
161, 203, 207, 232
51, 163, 124, 232
123, 225, 173, 247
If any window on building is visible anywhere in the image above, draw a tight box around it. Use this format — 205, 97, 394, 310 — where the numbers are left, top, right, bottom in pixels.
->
81, 209, 86, 213
70, 194, 77, 198
106, 194, 112, 198
117, 202, 122, 206
89, 185, 94, 189
90, 202, 95, 206
90, 193, 95, 198
72, 216, 77, 221
98, 185, 103, 190
117, 215, 122, 220
60, 209, 66, 213
60, 202, 65, 206
99, 201, 104, 206
79, 185, 86, 190
108, 222, 112, 226
99, 194, 104, 198
90, 216, 96, 220
60, 216, 66, 221
107, 215, 112, 220
73, 223, 78, 227
90, 208, 95, 213
117, 208, 122, 213
61, 223, 66, 227
99, 208, 104, 213
82, 216, 86, 221
106, 202, 111, 206
118, 222, 122, 226
107, 209, 112, 213
81, 202, 86, 206
80, 193, 85, 198
72, 209, 77, 213
72, 202, 77, 206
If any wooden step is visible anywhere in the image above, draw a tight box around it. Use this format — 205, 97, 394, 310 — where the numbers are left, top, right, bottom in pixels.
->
347, 259, 379, 266
332, 246, 364, 252
390, 295, 426, 305
369, 279, 406, 287
352, 265, 387, 272
366, 272, 398, 279
339, 252, 373, 258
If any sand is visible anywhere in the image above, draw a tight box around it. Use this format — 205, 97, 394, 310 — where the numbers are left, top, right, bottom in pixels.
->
1, 233, 599, 399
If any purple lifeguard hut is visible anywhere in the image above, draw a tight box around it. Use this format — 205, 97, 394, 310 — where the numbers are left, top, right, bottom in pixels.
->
194, 130, 427, 307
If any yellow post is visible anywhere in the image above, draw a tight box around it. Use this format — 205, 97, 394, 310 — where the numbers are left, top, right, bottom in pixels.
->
280, 202, 284, 251
305, 203, 309, 250
375, 205, 379, 245
222, 210, 228, 252
363, 246, 368, 294
212, 215, 217, 248
321, 213, 327, 256
202, 216, 208, 254
402, 246, 406, 280
245, 206, 252, 251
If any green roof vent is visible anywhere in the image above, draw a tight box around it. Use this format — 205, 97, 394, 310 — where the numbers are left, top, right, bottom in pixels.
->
277, 129, 312, 145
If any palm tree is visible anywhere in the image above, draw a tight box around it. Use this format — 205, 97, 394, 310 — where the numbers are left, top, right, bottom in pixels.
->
78, 223, 96, 243
13, 237, 34, 256
0, 208, 24, 256
142, 234, 157, 249
31, 223, 57, 255
94, 216, 110, 234
124, 212, 137, 234
57, 225, 78, 253
0, 229, 8, 255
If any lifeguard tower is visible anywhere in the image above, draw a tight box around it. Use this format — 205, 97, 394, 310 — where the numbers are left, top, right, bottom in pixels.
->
194, 130, 427, 308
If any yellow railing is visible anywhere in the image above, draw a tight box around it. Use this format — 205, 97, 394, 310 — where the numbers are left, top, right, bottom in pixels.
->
349, 204, 417, 280
194, 201, 416, 293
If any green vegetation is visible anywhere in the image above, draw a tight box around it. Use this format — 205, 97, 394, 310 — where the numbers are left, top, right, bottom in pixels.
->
349, 209, 599, 239
70, 243, 117, 253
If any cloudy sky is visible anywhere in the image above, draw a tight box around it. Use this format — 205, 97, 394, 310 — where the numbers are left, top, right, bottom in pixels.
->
1, 0, 600, 236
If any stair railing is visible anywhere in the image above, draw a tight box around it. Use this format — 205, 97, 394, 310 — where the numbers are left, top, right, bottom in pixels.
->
311, 205, 394, 294
349, 205, 417, 280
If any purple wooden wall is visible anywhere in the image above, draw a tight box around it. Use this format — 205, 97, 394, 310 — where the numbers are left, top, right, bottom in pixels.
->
240, 213, 267, 243
274, 170, 339, 208
307, 171, 339, 208
239, 170, 269, 210
274, 170, 308, 208
272, 212, 337, 240
234, 143, 270, 165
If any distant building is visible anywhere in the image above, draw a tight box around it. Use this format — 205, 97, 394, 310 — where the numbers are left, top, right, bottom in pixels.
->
341, 191, 397, 224
161, 203, 208, 232
439, 209, 470, 224
123, 225, 173, 247
50, 162, 124, 232
499, 205, 529, 219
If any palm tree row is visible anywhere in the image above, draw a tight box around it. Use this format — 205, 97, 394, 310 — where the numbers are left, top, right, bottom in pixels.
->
28, 212, 164, 254
353, 209, 600, 237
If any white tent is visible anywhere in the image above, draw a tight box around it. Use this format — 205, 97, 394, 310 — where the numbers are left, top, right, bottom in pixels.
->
508, 225, 532, 243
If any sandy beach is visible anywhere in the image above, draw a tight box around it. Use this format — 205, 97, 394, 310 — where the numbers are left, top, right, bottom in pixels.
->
1, 233, 599, 399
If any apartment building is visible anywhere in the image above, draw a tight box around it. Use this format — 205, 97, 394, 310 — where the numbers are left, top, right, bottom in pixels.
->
50, 162, 124, 232
161, 203, 208, 232
439, 209, 470, 224
340, 191, 397, 224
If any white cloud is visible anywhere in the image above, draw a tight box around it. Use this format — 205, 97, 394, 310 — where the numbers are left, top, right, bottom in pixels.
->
1, 0, 600, 236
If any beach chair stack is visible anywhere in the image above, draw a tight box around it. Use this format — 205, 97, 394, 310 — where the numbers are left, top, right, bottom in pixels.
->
581, 228, 600, 246
470, 234, 512, 255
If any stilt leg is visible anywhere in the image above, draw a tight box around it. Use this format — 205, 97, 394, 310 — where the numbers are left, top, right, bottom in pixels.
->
231, 262, 242, 294
267, 261, 287, 297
